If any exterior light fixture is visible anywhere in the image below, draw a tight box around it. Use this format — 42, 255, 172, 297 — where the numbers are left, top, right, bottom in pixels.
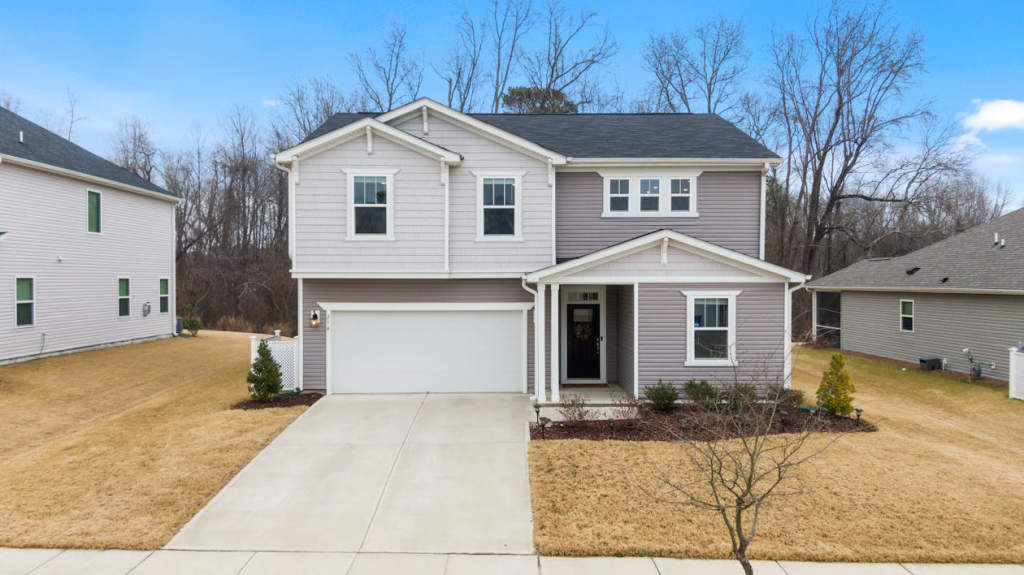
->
855, 407, 864, 426
533, 403, 542, 425
608, 417, 616, 439
310, 309, 320, 327
779, 410, 788, 425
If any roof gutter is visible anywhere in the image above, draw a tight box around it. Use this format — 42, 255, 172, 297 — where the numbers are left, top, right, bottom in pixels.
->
565, 157, 784, 169
0, 152, 179, 203
805, 285, 1024, 296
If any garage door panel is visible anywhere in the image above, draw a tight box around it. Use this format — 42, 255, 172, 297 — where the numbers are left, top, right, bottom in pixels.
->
331, 310, 523, 394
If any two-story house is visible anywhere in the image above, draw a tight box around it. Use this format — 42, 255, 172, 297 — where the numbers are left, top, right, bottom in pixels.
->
0, 106, 178, 364
273, 99, 807, 401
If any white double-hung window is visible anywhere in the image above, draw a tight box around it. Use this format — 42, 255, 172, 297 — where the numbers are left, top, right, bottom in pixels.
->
475, 171, 524, 240
345, 170, 396, 240
683, 290, 739, 366
601, 172, 700, 217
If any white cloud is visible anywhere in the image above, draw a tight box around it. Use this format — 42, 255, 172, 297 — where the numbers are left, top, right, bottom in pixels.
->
978, 152, 1019, 165
261, 97, 281, 109
963, 99, 1024, 133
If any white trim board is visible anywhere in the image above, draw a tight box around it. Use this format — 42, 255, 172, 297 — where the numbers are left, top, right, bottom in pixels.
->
291, 271, 527, 279
274, 116, 462, 165
316, 302, 534, 312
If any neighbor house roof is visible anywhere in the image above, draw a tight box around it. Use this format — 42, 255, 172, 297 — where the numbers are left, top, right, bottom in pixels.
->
0, 106, 174, 199
808, 207, 1024, 293
302, 105, 779, 161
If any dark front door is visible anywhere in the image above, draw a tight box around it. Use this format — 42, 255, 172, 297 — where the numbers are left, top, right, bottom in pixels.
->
566, 304, 600, 379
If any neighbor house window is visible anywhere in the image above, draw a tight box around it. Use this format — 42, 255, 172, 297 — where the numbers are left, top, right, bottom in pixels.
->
352, 176, 389, 235
640, 179, 660, 212
900, 300, 914, 332
670, 178, 691, 212
683, 290, 739, 366
88, 191, 101, 233
159, 278, 169, 313
609, 179, 629, 212
118, 278, 130, 317
16, 277, 33, 327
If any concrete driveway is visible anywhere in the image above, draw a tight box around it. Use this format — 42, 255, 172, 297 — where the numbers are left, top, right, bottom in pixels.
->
167, 393, 534, 555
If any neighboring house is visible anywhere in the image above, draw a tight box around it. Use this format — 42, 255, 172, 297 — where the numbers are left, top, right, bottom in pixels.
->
273, 98, 807, 400
807, 207, 1024, 381
0, 107, 178, 365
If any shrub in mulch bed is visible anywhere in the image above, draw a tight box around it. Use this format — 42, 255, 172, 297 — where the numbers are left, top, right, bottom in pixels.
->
529, 404, 874, 442
232, 392, 323, 410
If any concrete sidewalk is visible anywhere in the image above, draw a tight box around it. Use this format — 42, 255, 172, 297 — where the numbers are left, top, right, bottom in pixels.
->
3, 549, 1023, 575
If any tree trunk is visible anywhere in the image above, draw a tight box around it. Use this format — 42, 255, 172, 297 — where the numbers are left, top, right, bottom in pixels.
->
735, 550, 754, 575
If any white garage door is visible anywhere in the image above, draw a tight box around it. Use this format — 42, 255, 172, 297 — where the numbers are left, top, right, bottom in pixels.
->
329, 309, 524, 393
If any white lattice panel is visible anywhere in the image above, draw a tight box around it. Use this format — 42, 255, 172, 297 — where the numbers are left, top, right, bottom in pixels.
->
266, 340, 298, 391
1010, 348, 1024, 401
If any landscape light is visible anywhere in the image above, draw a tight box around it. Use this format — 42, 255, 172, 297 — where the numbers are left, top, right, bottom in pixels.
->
534, 403, 541, 425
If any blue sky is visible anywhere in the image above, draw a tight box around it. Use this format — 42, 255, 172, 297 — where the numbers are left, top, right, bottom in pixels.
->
1, 0, 1022, 205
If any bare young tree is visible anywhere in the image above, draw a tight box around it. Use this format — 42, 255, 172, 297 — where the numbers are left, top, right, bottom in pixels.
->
109, 116, 159, 182
645, 375, 840, 575
489, 0, 533, 112
350, 21, 423, 112
0, 89, 22, 113
522, 0, 618, 110
435, 11, 486, 112
272, 76, 364, 145
64, 86, 84, 141
642, 15, 746, 114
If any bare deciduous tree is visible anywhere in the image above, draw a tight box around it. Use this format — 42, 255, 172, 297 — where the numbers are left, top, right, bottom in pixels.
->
0, 89, 22, 113
522, 0, 618, 110
642, 15, 746, 114
272, 76, 364, 145
489, 0, 533, 112
436, 11, 486, 112
350, 21, 423, 112
109, 116, 159, 182
64, 86, 83, 141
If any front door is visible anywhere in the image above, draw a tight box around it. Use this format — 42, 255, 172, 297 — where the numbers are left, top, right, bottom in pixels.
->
566, 304, 601, 379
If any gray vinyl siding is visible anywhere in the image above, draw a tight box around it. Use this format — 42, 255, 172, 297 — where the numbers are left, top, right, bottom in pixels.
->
570, 244, 761, 279
839, 290, 1024, 381
294, 134, 445, 270
555, 171, 762, 260
0, 162, 176, 363
616, 284, 636, 394
637, 283, 786, 395
301, 278, 533, 391
394, 113, 553, 272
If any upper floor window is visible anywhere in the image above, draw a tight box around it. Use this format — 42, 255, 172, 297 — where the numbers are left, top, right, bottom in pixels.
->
345, 171, 396, 240
118, 278, 131, 317
476, 172, 524, 240
602, 173, 700, 218
900, 300, 914, 332
16, 277, 34, 327
609, 179, 629, 212
88, 191, 101, 233
683, 290, 739, 367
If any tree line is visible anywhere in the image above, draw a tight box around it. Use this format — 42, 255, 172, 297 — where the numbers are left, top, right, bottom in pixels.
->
17, 0, 1007, 335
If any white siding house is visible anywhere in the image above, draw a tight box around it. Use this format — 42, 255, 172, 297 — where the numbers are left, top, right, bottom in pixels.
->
0, 106, 178, 364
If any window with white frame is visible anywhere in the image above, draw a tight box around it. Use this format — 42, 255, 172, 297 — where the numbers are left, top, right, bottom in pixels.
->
352, 175, 389, 235
670, 178, 692, 212
476, 173, 523, 239
683, 290, 739, 366
639, 178, 660, 212
159, 278, 170, 313
900, 300, 914, 332
16, 277, 34, 327
609, 179, 629, 212
601, 173, 700, 217
118, 278, 130, 317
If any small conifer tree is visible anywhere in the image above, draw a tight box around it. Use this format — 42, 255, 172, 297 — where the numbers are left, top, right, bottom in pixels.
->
248, 341, 283, 402
816, 353, 856, 416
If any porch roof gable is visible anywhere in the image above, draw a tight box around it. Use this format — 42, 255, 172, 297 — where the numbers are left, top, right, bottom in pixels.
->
524, 229, 810, 283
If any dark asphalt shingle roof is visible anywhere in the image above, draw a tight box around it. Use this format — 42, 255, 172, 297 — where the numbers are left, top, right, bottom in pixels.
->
808, 207, 1024, 292
302, 110, 779, 160
0, 106, 173, 197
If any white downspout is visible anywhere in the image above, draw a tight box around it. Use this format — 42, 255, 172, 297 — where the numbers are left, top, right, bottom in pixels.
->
521, 277, 541, 402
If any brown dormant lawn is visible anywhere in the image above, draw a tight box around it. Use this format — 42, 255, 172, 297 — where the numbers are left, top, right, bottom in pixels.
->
0, 331, 308, 549
529, 347, 1024, 563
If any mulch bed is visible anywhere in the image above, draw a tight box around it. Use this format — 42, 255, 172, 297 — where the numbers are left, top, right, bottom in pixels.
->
232, 392, 323, 410
529, 404, 873, 442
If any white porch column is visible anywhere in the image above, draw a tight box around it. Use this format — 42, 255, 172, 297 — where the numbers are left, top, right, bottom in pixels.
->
550, 284, 560, 402
536, 283, 547, 402
810, 289, 818, 342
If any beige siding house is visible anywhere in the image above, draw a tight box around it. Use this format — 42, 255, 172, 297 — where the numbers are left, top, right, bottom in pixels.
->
0, 106, 178, 364
275, 99, 806, 400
